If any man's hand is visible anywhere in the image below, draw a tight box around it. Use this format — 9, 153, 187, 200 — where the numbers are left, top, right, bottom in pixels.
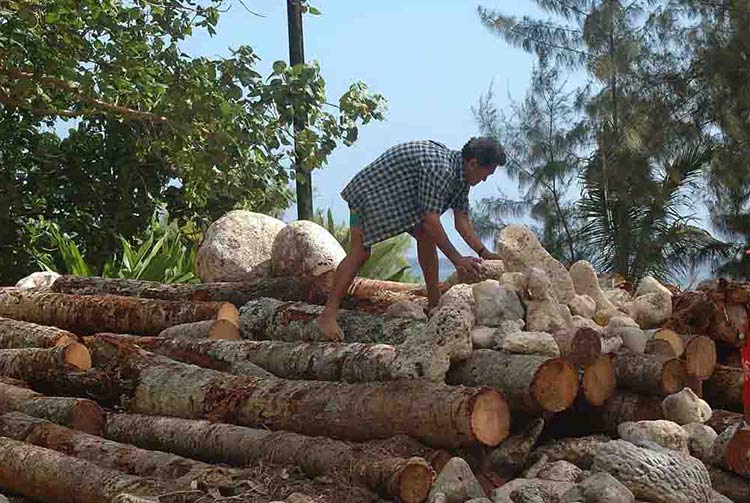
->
480, 250, 502, 260
454, 255, 482, 276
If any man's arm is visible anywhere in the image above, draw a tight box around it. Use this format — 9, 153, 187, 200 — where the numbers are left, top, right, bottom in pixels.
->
454, 210, 501, 259
422, 212, 482, 272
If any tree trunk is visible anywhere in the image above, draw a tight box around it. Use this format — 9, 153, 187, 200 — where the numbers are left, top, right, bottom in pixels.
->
0, 380, 104, 435
0, 290, 239, 335
24, 369, 131, 409
664, 291, 744, 347
446, 350, 579, 415
105, 334, 441, 382
95, 335, 510, 448
552, 328, 602, 368
704, 365, 744, 412
706, 409, 745, 436
680, 334, 716, 380
580, 355, 616, 407
158, 319, 240, 340
240, 297, 424, 345
105, 412, 434, 503
0, 344, 91, 380
611, 351, 686, 395
708, 466, 750, 503
0, 436, 175, 503
712, 421, 750, 478
532, 435, 611, 470
0, 317, 78, 348
0, 412, 241, 489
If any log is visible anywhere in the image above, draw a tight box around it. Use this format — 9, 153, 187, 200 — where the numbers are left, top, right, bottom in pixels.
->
704, 365, 745, 412
105, 413, 435, 502
24, 369, 131, 409
446, 350, 579, 415
650, 328, 684, 356
0, 412, 240, 489
94, 335, 510, 448
0, 380, 104, 435
680, 334, 717, 380
706, 409, 746, 435
239, 297, 424, 345
712, 421, 750, 478
580, 355, 616, 407
0, 317, 78, 348
551, 328, 602, 368
101, 334, 436, 382
157, 319, 240, 340
481, 418, 545, 479
0, 290, 239, 335
611, 351, 686, 395
0, 344, 91, 380
664, 291, 744, 347
644, 338, 677, 358
708, 466, 750, 502
532, 435, 611, 469
0, 436, 174, 503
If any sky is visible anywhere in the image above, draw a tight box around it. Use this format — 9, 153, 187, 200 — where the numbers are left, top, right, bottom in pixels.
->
180, 1, 552, 276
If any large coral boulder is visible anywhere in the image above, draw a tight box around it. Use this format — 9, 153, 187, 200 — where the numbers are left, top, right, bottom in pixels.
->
195, 210, 286, 282
272, 220, 346, 278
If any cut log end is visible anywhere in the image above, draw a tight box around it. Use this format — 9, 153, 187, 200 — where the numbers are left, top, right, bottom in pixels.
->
727, 428, 750, 476
532, 358, 579, 413
397, 458, 434, 503
208, 319, 241, 340
471, 389, 511, 447
582, 355, 616, 406
645, 338, 677, 358
683, 335, 717, 380
217, 303, 240, 327
661, 358, 687, 395
69, 400, 107, 436
653, 328, 685, 355
63, 342, 92, 371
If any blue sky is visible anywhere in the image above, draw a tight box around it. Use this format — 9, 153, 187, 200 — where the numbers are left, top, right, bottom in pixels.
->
181, 1, 549, 272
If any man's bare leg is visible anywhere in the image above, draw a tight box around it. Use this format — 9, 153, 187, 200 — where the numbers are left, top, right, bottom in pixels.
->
413, 225, 441, 309
317, 226, 370, 341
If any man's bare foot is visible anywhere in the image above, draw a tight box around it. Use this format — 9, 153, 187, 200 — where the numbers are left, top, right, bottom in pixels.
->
316, 315, 344, 342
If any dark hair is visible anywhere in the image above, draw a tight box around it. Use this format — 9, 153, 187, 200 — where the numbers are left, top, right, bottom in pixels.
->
461, 137, 506, 167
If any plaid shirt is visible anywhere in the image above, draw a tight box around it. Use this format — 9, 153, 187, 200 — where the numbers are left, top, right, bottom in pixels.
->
341, 140, 470, 247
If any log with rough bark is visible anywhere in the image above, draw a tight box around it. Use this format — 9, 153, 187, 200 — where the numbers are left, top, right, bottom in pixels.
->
105, 413, 434, 502
664, 290, 745, 347
704, 365, 745, 412
552, 328, 602, 368
0, 412, 241, 489
480, 418, 545, 479
0, 317, 78, 348
531, 435, 611, 469
707, 409, 746, 436
100, 334, 441, 382
0, 290, 239, 335
157, 319, 240, 340
0, 436, 176, 503
0, 380, 104, 435
708, 466, 750, 502
93, 335, 510, 448
239, 297, 424, 345
580, 355, 616, 407
446, 350, 579, 415
0, 344, 91, 380
712, 421, 750, 479
24, 369, 131, 409
611, 351, 686, 395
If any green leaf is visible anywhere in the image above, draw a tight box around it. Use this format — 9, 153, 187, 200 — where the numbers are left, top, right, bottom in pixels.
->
272, 60, 288, 74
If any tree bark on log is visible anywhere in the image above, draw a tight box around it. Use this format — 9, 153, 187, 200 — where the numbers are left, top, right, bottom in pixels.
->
24, 369, 131, 409
104, 334, 436, 382
706, 409, 745, 436
708, 466, 750, 502
531, 435, 611, 469
158, 319, 240, 340
552, 328, 602, 368
95, 335, 510, 448
0, 436, 175, 503
712, 422, 750, 478
105, 413, 435, 503
446, 350, 579, 415
704, 365, 744, 412
0, 290, 239, 335
0, 380, 104, 435
0, 317, 78, 348
0, 344, 91, 380
664, 290, 745, 347
0, 412, 241, 489
239, 297, 424, 345
611, 351, 686, 395
580, 355, 616, 407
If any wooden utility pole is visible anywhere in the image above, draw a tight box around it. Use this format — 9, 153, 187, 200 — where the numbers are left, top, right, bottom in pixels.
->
287, 0, 313, 220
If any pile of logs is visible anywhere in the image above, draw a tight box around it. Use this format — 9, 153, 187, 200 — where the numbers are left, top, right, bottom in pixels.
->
0, 268, 747, 503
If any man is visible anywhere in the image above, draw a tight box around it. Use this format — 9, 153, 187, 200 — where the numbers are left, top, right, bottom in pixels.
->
317, 137, 507, 341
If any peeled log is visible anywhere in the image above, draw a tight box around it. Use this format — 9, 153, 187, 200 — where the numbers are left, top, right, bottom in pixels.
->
612, 351, 686, 396
552, 328, 602, 368
0, 317, 78, 348
158, 319, 240, 340
0, 290, 239, 335
0, 344, 91, 380
0, 412, 240, 489
0, 381, 104, 435
106, 413, 434, 502
0, 436, 173, 503
704, 365, 745, 412
581, 355, 616, 407
446, 350, 578, 415
96, 336, 509, 448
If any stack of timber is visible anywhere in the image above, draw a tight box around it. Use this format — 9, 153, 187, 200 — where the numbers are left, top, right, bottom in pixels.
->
0, 271, 747, 503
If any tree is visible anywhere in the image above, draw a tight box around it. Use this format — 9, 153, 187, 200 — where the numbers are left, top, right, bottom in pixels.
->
0, 0, 385, 283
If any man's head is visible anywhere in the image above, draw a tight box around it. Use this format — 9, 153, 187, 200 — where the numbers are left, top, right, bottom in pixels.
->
461, 136, 506, 186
